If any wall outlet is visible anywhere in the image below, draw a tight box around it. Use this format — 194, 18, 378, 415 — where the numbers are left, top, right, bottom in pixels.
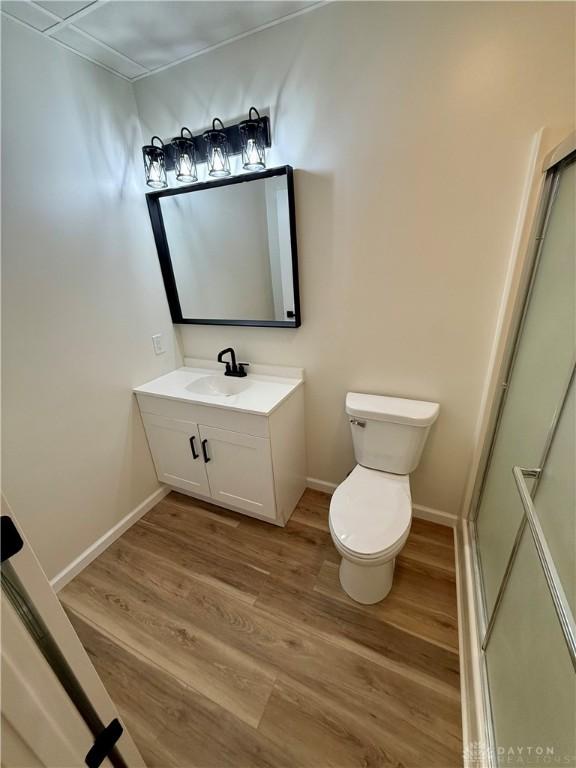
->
152, 333, 165, 355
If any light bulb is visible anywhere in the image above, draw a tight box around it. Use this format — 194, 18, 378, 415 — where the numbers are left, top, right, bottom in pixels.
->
246, 139, 259, 165
213, 149, 224, 171
208, 146, 230, 177
150, 161, 162, 183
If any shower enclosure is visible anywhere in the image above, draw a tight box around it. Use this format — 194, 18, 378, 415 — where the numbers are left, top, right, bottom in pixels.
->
470, 144, 575, 766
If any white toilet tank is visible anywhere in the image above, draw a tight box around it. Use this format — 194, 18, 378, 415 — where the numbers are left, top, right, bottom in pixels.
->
346, 393, 439, 474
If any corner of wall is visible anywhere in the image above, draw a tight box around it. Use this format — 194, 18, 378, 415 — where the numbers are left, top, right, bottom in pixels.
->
459, 127, 547, 519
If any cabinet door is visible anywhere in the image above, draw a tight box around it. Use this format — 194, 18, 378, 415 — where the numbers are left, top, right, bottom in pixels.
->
199, 425, 276, 520
142, 413, 210, 496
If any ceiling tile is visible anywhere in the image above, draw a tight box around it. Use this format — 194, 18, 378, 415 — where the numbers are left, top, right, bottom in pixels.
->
2, 0, 322, 81
1, 0, 58, 31
72, 0, 316, 70
52, 25, 148, 78
35, 1, 96, 20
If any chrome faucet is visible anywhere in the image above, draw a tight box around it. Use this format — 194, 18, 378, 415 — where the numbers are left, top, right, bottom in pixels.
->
217, 347, 249, 378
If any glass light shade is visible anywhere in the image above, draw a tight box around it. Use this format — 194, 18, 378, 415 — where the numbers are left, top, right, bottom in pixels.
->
203, 118, 230, 178
171, 128, 197, 183
142, 136, 167, 189
239, 108, 266, 171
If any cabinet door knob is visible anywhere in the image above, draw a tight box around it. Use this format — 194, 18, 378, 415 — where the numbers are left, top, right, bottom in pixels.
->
189, 435, 199, 460
201, 439, 211, 463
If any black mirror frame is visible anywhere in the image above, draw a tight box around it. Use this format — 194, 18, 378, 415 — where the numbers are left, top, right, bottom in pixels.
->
146, 165, 301, 328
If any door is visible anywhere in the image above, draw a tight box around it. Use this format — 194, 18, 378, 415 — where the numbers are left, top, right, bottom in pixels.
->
2, 598, 108, 768
482, 375, 575, 766
199, 425, 276, 520
142, 413, 210, 496
0, 498, 143, 767
472, 151, 575, 765
476, 157, 575, 615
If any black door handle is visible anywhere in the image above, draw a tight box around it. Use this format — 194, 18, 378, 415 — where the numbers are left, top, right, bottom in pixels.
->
189, 435, 199, 460
201, 439, 210, 463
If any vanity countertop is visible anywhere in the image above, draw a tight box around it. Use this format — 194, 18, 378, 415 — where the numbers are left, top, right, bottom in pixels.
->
134, 360, 304, 417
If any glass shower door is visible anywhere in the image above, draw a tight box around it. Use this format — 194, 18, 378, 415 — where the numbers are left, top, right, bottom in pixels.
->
473, 151, 575, 766
484, 377, 575, 766
476, 158, 575, 616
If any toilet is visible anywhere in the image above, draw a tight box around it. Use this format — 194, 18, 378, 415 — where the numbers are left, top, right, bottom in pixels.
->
329, 392, 439, 604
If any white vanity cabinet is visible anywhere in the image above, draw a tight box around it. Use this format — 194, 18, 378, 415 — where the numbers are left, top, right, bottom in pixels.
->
134, 362, 306, 526
198, 425, 276, 519
139, 414, 211, 497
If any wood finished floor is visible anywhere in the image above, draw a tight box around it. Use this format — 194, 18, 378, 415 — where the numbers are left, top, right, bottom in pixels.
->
60, 490, 462, 768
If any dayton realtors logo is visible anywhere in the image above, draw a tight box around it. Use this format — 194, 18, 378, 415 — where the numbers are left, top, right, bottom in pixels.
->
464, 743, 575, 766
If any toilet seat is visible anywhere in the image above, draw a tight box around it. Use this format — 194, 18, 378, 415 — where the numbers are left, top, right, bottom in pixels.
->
329, 465, 412, 560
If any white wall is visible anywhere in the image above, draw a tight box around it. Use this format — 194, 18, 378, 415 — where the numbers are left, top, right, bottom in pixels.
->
1, 18, 179, 580
134, 1, 574, 516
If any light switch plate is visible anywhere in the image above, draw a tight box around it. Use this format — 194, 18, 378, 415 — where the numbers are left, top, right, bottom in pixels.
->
152, 333, 165, 355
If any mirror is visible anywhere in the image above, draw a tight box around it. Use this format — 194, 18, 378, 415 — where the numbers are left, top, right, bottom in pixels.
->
147, 166, 300, 327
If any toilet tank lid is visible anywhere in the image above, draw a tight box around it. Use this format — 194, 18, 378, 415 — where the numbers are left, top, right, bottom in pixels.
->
346, 393, 439, 427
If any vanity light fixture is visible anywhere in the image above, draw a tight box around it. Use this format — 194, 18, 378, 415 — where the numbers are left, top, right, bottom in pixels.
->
171, 127, 197, 183
203, 118, 231, 178
142, 111, 272, 187
142, 136, 168, 189
238, 107, 267, 171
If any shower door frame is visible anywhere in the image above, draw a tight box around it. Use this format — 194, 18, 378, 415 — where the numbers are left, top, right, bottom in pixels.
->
464, 132, 576, 767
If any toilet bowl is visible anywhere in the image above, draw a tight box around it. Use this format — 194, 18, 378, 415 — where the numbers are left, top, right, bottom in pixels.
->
329, 465, 412, 603
329, 392, 439, 604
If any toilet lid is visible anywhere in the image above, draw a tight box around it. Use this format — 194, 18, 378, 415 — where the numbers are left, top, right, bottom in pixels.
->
330, 466, 412, 557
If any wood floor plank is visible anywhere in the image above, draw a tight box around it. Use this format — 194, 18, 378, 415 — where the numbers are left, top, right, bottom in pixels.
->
144, 561, 462, 759
164, 491, 242, 527
68, 611, 292, 768
410, 518, 455, 546
123, 519, 269, 603
235, 513, 332, 569
314, 560, 459, 651
60, 560, 277, 728
66, 609, 169, 760
394, 558, 458, 619
288, 489, 331, 532
262, 673, 460, 767
60, 488, 462, 767
148, 497, 332, 572
256, 573, 460, 691
259, 675, 419, 768
395, 555, 455, 587
399, 534, 456, 577
99, 535, 193, 600
144, 499, 242, 540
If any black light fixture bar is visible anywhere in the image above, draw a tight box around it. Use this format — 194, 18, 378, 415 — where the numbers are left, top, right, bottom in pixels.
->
161, 115, 271, 171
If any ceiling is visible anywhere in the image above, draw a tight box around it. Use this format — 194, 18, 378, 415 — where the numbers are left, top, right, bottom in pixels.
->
1, 0, 321, 80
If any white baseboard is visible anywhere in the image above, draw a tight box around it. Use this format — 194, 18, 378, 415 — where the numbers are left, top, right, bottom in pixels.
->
456, 520, 494, 768
306, 477, 457, 528
50, 486, 169, 593
306, 476, 338, 494
412, 503, 458, 528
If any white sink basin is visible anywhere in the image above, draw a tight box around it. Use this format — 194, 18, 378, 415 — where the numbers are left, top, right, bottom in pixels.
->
186, 375, 252, 397
134, 361, 304, 416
